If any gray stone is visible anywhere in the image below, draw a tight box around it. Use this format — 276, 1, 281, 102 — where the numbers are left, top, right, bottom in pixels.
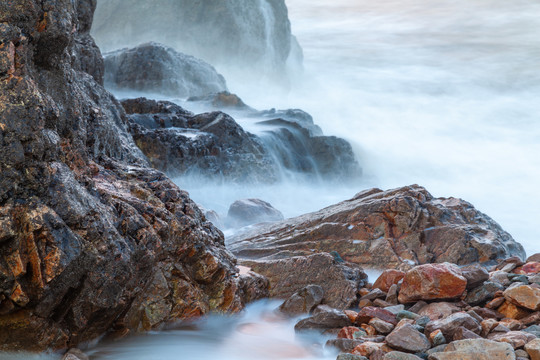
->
227, 199, 284, 228
295, 305, 351, 331
279, 285, 324, 316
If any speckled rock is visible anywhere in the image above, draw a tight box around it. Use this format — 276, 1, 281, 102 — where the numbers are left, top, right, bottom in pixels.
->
229, 186, 525, 269
398, 263, 467, 303
0, 0, 257, 351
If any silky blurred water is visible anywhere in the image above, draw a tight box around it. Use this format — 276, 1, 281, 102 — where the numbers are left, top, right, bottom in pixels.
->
220, 0, 540, 255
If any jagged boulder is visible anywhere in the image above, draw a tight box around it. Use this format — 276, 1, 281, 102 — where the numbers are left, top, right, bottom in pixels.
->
123, 98, 278, 183
122, 97, 361, 184
104, 42, 227, 98
228, 185, 525, 269
0, 0, 257, 351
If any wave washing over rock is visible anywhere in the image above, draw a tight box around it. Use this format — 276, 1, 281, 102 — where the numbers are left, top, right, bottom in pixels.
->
122, 96, 362, 184
0, 0, 266, 351
91, 0, 303, 82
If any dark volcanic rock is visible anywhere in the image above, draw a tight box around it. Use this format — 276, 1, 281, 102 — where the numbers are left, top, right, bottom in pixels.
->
241, 253, 367, 309
227, 199, 284, 227
104, 42, 227, 98
92, 0, 301, 80
124, 98, 278, 183
0, 0, 254, 351
228, 185, 525, 269
122, 97, 361, 184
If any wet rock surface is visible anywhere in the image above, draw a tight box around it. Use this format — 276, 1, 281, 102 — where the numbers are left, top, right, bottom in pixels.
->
318, 256, 540, 360
229, 185, 525, 269
123, 97, 361, 184
0, 0, 260, 351
242, 253, 367, 309
104, 42, 228, 98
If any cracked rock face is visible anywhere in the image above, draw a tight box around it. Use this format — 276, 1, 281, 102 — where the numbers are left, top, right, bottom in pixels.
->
0, 0, 258, 351
229, 185, 525, 269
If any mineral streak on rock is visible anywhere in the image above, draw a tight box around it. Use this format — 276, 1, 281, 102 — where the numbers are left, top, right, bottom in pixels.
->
229, 185, 525, 269
0, 0, 259, 351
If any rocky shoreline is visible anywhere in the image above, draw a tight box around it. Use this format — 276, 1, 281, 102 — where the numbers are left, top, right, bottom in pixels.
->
274, 254, 540, 360
1, 0, 539, 359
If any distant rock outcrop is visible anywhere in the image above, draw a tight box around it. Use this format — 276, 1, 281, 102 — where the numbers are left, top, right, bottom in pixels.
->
92, 0, 302, 80
229, 185, 526, 269
0, 0, 260, 351
226, 199, 284, 228
104, 42, 228, 98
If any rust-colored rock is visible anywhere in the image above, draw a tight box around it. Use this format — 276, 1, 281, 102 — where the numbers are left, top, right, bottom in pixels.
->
513, 262, 540, 275
352, 342, 388, 357
503, 285, 540, 311
338, 326, 362, 339
497, 301, 532, 320
398, 263, 467, 303
373, 270, 405, 293
229, 186, 525, 269
0, 0, 259, 351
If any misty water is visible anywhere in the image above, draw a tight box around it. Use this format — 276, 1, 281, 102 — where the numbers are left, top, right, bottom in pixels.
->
8, 0, 539, 359
217, 0, 540, 256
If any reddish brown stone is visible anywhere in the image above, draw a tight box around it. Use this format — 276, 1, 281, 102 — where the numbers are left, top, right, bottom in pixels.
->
352, 342, 388, 357
361, 323, 377, 336
504, 285, 540, 311
498, 300, 532, 320
338, 326, 362, 339
373, 270, 405, 293
418, 302, 460, 321
520, 311, 540, 326
229, 186, 525, 270
514, 262, 540, 275
486, 297, 506, 309
345, 310, 359, 323
398, 263, 467, 303
356, 307, 398, 326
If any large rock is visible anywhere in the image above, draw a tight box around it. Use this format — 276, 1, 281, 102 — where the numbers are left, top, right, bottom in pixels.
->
241, 253, 367, 309
123, 97, 361, 184
428, 339, 515, 360
373, 270, 405, 293
398, 263, 467, 303
92, 0, 301, 81
104, 42, 227, 98
229, 185, 525, 269
227, 199, 284, 228
0, 0, 254, 351
504, 285, 540, 311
